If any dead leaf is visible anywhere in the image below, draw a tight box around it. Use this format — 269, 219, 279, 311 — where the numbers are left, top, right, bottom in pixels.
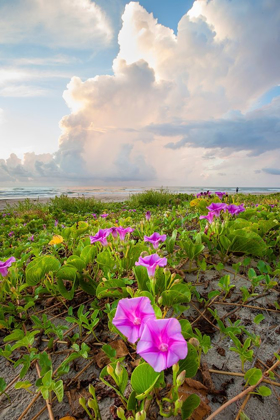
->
201, 361, 215, 392
179, 378, 211, 420
94, 339, 129, 368
67, 388, 91, 418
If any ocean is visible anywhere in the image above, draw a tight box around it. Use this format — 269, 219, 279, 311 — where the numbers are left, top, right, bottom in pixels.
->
0, 186, 279, 200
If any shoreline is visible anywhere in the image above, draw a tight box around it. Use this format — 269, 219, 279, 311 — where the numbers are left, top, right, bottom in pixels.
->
0, 194, 129, 211
0, 191, 278, 211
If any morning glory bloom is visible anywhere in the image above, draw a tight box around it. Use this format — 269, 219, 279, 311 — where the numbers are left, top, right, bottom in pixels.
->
206, 202, 227, 216
145, 211, 151, 221
237, 204, 245, 214
90, 228, 112, 246
144, 232, 167, 249
0, 257, 16, 277
100, 213, 109, 218
199, 212, 216, 224
215, 192, 226, 200
226, 204, 240, 215
112, 297, 156, 343
29, 235, 34, 242
92, 213, 97, 219
116, 226, 134, 241
135, 254, 167, 277
8, 231, 14, 237
137, 318, 188, 372
110, 227, 118, 239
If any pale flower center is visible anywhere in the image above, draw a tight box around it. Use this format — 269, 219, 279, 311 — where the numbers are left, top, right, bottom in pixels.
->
133, 317, 141, 325
159, 343, 169, 352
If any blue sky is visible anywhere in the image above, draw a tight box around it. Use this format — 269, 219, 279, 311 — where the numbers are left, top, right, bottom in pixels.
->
0, 0, 280, 186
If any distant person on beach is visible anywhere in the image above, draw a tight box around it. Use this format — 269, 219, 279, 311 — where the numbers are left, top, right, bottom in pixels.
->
236, 187, 239, 193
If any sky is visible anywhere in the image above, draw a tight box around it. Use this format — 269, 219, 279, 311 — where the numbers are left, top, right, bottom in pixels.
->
0, 0, 280, 187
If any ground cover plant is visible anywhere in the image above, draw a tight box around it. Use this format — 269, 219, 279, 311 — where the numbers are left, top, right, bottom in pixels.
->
0, 190, 279, 420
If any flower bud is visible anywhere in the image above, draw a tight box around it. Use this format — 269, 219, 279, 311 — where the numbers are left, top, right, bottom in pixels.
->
189, 337, 200, 349
176, 370, 186, 386
172, 363, 179, 375
115, 362, 123, 377
117, 407, 126, 420
135, 410, 146, 420
158, 296, 163, 305
107, 364, 114, 376
175, 398, 183, 411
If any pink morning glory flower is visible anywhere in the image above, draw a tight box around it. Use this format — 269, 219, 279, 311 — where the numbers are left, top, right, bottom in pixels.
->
144, 232, 167, 249
199, 211, 216, 224
226, 204, 240, 215
137, 318, 188, 372
135, 254, 167, 277
237, 204, 245, 214
145, 211, 151, 221
8, 231, 14, 237
29, 235, 34, 242
215, 192, 226, 200
110, 227, 118, 239
92, 213, 97, 219
90, 228, 112, 246
100, 213, 109, 218
112, 297, 156, 343
0, 257, 16, 277
206, 202, 227, 216
116, 226, 134, 241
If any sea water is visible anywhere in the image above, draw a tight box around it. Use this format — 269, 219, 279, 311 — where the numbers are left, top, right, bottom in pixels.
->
0, 186, 279, 200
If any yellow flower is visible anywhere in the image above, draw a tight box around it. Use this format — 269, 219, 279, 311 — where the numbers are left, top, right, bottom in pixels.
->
190, 198, 200, 207
49, 235, 64, 245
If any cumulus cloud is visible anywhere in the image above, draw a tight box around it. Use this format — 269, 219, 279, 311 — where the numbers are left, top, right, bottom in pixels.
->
0, 0, 112, 49
2, 0, 280, 185
160, 96, 280, 156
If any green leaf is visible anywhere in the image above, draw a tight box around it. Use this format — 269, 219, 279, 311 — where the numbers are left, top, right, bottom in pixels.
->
102, 344, 116, 359
53, 380, 64, 402
80, 245, 97, 265
15, 381, 32, 391
127, 390, 137, 411
70, 221, 89, 238
56, 265, 77, 282
254, 314, 265, 324
131, 363, 162, 399
134, 265, 150, 291
179, 343, 199, 378
181, 394, 200, 419
96, 279, 129, 299
244, 368, 262, 386
0, 378, 7, 393
161, 284, 191, 306
67, 256, 86, 271
42, 370, 52, 388
26, 255, 61, 286
179, 319, 193, 339
257, 386, 271, 397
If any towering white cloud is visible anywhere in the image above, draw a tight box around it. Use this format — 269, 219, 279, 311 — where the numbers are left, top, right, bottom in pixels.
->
2, 1, 280, 185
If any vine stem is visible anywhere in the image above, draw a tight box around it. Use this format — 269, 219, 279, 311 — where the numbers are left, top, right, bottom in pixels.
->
205, 359, 280, 420
35, 363, 55, 420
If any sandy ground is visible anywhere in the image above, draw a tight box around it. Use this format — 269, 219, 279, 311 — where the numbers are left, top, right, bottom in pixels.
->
0, 262, 279, 420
